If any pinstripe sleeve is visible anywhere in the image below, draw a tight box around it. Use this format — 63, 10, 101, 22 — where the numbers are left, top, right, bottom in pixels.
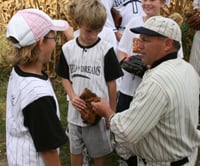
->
111, 78, 168, 143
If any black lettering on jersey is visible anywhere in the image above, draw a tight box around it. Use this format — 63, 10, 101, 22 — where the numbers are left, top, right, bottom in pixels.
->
72, 74, 90, 79
69, 64, 101, 76
114, 0, 124, 6
69, 64, 78, 73
81, 66, 100, 76
113, 0, 141, 14
11, 95, 16, 106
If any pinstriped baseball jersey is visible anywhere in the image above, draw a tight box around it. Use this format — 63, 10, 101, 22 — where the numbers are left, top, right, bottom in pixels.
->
189, 0, 200, 76
6, 66, 66, 166
110, 54, 200, 165
56, 37, 123, 127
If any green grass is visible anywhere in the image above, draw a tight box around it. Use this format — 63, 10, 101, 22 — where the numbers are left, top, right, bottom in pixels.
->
52, 78, 71, 165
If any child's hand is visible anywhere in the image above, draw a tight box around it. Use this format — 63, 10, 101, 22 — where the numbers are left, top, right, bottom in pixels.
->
71, 95, 86, 112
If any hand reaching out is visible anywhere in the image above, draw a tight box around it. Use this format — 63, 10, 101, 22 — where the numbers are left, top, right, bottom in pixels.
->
91, 98, 114, 119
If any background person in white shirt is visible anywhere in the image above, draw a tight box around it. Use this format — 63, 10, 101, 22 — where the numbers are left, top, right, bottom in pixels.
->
189, 0, 200, 76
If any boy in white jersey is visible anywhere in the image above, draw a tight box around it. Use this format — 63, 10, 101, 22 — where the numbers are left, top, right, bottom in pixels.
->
55, 0, 123, 166
6, 9, 73, 166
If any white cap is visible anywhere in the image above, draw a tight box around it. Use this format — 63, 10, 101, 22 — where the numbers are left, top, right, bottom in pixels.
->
6, 8, 69, 48
130, 16, 181, 43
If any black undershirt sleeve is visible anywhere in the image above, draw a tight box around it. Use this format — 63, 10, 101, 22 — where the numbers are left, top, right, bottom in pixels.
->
23, 96, 68, 152
104, 47, 123, 82
55, 50, 70, 79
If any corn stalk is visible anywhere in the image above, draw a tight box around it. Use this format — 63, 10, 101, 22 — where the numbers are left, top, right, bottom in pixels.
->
0, 0, 195, 73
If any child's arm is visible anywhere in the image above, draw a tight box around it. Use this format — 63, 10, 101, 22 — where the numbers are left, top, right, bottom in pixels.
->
118, 50, 128, 62
41, 150, 61, 166
107, 80, 117, 112
61, 78, 85, 111
63, 26, 74, 41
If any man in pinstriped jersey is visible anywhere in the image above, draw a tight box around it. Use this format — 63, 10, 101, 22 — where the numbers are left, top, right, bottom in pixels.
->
92, 16, 200, 166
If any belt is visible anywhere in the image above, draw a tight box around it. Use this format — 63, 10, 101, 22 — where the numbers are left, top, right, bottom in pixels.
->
142, 157, 189, 166
171, 157, 189, 166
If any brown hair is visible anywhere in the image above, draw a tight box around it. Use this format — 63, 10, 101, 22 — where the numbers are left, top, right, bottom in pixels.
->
67, 0, 107, 30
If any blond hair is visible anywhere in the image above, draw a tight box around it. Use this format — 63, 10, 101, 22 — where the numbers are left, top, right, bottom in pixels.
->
7, 31, 53, 65
7, 41, 40, 65
67, 0, 107, 29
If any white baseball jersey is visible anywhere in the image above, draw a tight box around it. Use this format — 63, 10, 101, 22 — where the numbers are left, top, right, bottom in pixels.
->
101, 0, 116, 31
193, 0, 200, 8
101, 0, 171, 35
56, 38, 123, 127
189, 31, 200, 76
189, 0, 200, 76
110, 53, 200, 165
113, 0, 145, 34
6, 65, 67, 166
118, 16, 144, 96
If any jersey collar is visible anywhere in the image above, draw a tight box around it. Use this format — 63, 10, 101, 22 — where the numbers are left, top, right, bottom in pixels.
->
151, 52, 178, 69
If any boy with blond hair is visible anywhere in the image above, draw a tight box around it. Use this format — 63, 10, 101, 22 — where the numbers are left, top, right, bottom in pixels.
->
56, 0, 123, 165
